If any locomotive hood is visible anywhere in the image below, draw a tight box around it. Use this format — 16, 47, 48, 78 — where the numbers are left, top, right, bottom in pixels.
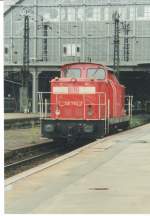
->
50, 78, 106, 120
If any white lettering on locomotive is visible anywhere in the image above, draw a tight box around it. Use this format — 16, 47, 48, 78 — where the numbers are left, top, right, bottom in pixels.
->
60, 101, 83, 107
53, 87, 68, 94
79, 87, 95, 94
67, 101, 82, 106
68, 87, 79, 93
53, 86, 96, 94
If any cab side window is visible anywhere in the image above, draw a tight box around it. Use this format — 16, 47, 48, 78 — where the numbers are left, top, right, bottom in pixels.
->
87, 68, 105, 79
64, 68, 81, 78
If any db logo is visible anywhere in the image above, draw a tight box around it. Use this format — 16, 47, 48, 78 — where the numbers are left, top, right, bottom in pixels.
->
68, 87, 79, 93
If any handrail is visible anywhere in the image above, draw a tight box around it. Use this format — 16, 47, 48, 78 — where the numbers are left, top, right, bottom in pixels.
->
37, 92, 133, 134
37, 91, 107, 121
125, 95, 133, 121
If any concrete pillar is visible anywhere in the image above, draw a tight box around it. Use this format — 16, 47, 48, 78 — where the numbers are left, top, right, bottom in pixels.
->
31, 71, 39, 113
19, 87, 29, 113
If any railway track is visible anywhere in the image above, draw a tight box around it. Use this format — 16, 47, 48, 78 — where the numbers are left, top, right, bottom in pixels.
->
5, 143, 66, 178
5, 139, 92, 179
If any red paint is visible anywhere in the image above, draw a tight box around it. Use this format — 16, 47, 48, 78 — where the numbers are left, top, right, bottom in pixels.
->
50, 63, 126, 120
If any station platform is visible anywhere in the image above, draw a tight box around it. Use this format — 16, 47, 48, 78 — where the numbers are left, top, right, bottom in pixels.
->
4, 113, 39, 120
5, 124, 150, 213
4, 127, 51, 155
4, 113, 40, 129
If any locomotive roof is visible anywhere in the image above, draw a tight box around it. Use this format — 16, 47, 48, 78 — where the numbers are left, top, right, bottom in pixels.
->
61, 62, 115, 73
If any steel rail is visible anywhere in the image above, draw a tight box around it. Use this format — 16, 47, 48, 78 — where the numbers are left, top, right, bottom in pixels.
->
5, 146, 65, 170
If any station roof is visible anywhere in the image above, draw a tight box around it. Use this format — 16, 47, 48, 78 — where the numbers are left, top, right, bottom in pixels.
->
4, 0, 21, 14
5, 0, 150, 15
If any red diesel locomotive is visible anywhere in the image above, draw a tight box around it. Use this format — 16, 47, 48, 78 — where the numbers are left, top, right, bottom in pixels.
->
41, 62, 131, 142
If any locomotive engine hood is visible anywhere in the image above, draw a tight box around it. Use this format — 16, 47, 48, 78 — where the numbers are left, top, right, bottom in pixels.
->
50, 78, 106, 120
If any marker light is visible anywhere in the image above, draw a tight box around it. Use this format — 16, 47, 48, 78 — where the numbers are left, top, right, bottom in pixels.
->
55, 77, 59, 81
55, 104, 60, 115
87, 105, 93, 116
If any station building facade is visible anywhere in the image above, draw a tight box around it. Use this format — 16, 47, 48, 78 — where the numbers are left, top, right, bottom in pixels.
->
4, 0, 150, 112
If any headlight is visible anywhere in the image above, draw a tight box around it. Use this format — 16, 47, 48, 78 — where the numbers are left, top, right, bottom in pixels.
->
44, 124, 54, 132
83, 124, 93, 133
87, 105, 93, 116
55, 105, 60, 116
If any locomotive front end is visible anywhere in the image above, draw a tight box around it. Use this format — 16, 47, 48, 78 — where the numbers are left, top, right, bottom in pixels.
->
41, 63, 107, 142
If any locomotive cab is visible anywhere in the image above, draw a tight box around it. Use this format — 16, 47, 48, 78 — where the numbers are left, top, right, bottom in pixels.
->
41, 62, 131, 143
61, 65, 106, 80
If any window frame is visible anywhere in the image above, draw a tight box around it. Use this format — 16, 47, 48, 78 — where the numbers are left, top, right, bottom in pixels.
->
63, 68, 81, 78
87, 67, 106, 80
63, 44, 81, 57
4, 46, 9, 55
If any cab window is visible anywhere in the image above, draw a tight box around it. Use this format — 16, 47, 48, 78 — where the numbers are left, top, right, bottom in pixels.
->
64, 68, 81, 78
87, 68, 105, 79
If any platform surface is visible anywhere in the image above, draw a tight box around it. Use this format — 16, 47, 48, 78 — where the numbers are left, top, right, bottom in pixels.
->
5, 124, 150, 214
4, 127, 51, 154
4, 113, 39, 120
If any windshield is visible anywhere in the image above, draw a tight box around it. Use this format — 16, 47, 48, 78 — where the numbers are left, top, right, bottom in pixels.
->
87, 68, 105, 79
64, 68, 81, 78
